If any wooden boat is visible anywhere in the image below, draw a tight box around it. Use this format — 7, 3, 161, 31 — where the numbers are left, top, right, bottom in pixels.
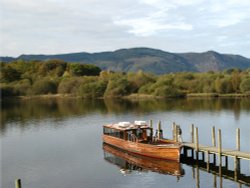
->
103, 121, 182, 161
103, 143, 184, 176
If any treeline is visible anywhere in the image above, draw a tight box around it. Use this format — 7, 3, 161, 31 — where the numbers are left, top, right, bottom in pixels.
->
1, 60, 250, 98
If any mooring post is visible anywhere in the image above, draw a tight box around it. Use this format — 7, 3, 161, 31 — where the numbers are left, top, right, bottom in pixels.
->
213, 174, 217, 188
234, 156, 239, 181
218, 129, 222, 166
225, 156, 228, 169
196, 165, 200, 188
206, 151, 210, 172
15, 179, 22, 188
172, 122, 176, 140
235, 128, 241, 173
175, 125, 179, 142
212, 126, 216, 147
191, 124, 194, 143
195, 127, 199, 160
236, 128, 240, 151
190, 124, 194, 158
149, 119, 153, 129
158, 121, 162, 139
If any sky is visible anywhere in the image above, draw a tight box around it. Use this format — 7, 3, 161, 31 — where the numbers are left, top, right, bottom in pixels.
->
1, 0, 250, 57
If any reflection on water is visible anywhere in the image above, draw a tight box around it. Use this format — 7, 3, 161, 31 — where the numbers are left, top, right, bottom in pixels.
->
1, 97, 250, 188
2, 97, 250, 134
103, 143, 250, 187
103, 143, 185, 177
181, 154, 250, 187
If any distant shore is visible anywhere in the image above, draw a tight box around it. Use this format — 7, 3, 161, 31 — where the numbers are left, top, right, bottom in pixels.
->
2, 93, 250, 101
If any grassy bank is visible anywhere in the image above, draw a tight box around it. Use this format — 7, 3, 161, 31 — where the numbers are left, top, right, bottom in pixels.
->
1, 60, 250, 98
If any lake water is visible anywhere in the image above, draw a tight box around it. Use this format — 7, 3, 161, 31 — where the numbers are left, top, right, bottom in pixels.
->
1, 98, 250, 188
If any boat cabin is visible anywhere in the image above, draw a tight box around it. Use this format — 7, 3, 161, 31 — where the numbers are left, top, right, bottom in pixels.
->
103, 121, 153, 143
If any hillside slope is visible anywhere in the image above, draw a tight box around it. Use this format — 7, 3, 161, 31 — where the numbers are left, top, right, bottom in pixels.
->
2, 48, 250, 74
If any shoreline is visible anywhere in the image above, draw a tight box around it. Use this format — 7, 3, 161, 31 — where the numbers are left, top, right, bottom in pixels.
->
1, 93, 250, 101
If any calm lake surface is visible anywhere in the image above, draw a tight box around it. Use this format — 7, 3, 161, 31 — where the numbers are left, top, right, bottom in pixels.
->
1, 98, 250, 188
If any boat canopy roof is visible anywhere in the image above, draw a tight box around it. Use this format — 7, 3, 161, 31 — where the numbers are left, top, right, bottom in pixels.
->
104, 121, 151, 131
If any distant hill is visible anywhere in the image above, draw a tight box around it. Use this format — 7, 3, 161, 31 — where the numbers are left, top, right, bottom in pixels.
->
2, 48, 250, 74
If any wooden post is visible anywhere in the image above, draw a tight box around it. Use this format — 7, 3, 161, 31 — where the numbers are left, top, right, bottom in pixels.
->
172, 122, 176, 140
236, 128, 240, 151
201, 152, 205, 161
213, 154, 216, 165
191, 124, 194, 143
212, 126, 216, 147
218, 129, 222, 165
195, 127, 199, 160
219, 164, 223, 188
206, 151, 210, 172
196, 165, 200, 188
234, 156, 238, 181
15, 179, 22, 188
158, 121, 162, 139
192, 166, 195, 179
175, 125, 179, 142
225, 156, 228, 169
213, 174, 217, 188
149, 119, 153, 129
195, 127, 199, 151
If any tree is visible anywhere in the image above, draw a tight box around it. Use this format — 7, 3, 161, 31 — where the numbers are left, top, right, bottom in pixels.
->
32, 79, 58, 94
240, 77, 250, 93
69, 63, 101, 76
231, 70, 241, 92
1, 66, 21, 82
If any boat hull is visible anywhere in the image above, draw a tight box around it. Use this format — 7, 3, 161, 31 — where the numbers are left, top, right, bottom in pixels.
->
103, 143, 184, 176
103, 135, 181, 161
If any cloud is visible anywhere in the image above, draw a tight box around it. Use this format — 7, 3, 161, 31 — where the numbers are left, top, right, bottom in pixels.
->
114, 18, 193, 37
113, 0, 193, 37
1, 0, 250, 57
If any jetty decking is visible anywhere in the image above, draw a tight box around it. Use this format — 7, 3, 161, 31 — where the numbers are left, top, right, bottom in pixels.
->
183, 142, 250, 160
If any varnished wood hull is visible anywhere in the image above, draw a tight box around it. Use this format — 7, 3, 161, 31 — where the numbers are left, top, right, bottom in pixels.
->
103, 135, 181, 161
103, 143, 184, 176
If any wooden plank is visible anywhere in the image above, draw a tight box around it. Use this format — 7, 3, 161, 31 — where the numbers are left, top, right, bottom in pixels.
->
182, 143, 250, 160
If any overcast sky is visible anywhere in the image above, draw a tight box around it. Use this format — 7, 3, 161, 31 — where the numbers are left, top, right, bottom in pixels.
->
1, 0, 250, 57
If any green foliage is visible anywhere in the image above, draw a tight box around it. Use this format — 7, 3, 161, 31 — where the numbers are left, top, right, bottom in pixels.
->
127, 70, 156, 93
104, 77, 130, 97
38, 60, 67, 77
1, 60, 250, 98
57, 77, 83, 94
78, 79, 107, 98
240, 77, 250, 93
69, 63, 101, 76
32, 78, 58, 95
1, 65, 21, 82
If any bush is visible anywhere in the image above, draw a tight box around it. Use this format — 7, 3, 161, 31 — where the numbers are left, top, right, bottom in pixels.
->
1, 66, 21, 82
57, 77, 83, 94
32, 79, 58, 94
240, 77, 250, 93
104, 78, 130, 97
78, 80, 107, 98
154, 86, 184, 97
69, 63, 101, 76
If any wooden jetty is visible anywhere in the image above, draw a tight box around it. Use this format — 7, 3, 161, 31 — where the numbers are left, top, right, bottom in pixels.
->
182, 125, 250, 160
170, 123, 250, 185
181, 155, 250, 187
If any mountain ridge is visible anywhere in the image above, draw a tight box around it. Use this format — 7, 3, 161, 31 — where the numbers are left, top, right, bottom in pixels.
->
1, 47, 250, 74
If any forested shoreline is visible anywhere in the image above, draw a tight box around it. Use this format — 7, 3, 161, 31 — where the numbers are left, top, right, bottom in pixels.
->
1, 60, 250, 98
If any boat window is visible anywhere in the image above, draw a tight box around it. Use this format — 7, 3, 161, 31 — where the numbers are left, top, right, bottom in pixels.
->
103, 127, 124, 139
